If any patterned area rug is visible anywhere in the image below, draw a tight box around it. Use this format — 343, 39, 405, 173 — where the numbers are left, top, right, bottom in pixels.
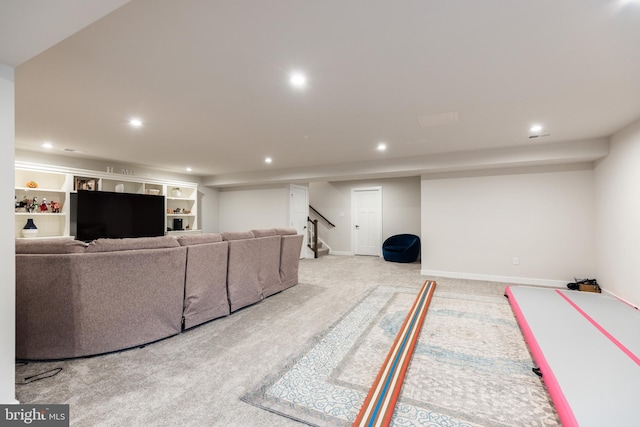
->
241, 285, 559, 426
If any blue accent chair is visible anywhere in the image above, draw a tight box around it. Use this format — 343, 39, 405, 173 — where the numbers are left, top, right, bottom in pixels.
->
382, 234, 421, 263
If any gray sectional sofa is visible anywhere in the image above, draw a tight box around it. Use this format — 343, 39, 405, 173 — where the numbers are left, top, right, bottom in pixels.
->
15, 229, 303, 360
178, 233, 230, 330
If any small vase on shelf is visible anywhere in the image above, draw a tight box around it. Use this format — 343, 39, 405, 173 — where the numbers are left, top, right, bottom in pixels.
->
22, 218, 39, 238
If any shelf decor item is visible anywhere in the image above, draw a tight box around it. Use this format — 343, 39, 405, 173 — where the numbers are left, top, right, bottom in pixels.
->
172, 188, 182, 197
22, 218, 38, 238
74, 177, 97, 191
15, 196, 26, 212
26, 181, 38, 188
27, 197, 38, 213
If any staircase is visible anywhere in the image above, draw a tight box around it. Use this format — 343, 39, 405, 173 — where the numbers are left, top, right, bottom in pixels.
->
307, 206, 334, 258
313, 239, 330, 257
307, 218, 330, 258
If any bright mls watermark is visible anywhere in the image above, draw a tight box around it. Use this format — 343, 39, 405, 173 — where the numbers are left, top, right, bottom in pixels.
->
1, 405, 69, 426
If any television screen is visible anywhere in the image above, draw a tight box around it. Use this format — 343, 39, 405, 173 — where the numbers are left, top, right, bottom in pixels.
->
72, 190, 165, 241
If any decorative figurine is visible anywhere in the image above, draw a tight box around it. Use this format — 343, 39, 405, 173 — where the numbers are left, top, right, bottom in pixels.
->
27, 197, 38, 213
40, 198, 49, 212
15, 196, 24, 211
50, 201, 61, 213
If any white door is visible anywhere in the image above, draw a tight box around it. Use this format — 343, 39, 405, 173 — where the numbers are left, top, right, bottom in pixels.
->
352, 187, 382, 256
290, 185, 308, 259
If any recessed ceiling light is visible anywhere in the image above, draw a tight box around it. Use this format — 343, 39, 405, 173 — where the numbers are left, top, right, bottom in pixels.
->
289, 71, 307, 89
265, 157, 273, 164
186, 167, 192, 172
530, 124, 543, 133
129, 118, 143, 128
377, 142, 387, 151
42, 142, 53, 149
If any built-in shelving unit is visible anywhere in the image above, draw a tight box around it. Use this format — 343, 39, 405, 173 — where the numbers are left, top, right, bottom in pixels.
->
166, 185, 197, 233
15, 168, 70, 238
15, 162, 199, 239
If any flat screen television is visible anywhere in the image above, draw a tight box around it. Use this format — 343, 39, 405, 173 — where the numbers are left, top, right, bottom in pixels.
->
71, 190, 165, 241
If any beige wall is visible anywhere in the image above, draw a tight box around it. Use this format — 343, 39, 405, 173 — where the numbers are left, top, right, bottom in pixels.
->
309, 177, 421, 254
421, 168, 596, 286
595, 118, 640, 306
218, 186, 290, 232
198, 187, 220, 233
1, 63, 16, 403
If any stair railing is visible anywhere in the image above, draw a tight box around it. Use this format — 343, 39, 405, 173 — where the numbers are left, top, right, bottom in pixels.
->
307, 217, 319, 258
309, 205, 335, 228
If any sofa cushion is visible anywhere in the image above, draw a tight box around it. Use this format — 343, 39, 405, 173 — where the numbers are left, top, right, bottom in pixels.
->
86, 236, 180, 253
274, 228, 297, 236
16, 239, 87, 254
251, 229, 277, 237
177, 233, 223, 246
222, 231, 254, 241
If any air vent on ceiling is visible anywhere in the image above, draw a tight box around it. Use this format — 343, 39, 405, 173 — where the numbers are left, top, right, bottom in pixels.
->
417, 111, 459, 128
528, 133, 551, 140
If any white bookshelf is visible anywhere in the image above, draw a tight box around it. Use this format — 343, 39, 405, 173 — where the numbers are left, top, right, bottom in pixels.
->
15, 168, 70, 238
15, 162, 198, 239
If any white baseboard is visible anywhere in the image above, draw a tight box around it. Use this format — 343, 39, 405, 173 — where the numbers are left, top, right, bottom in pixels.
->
420, 269, 566, 288
329, 250, 354, 256
602, 289, 639, 309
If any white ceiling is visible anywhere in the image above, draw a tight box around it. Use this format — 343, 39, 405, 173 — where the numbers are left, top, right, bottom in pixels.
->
0, 0, 130, 66
6, 0, 640, 186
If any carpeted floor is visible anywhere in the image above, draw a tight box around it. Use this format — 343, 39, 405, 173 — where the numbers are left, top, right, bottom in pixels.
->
14, 255, 557, 426
241, 284, 558, 426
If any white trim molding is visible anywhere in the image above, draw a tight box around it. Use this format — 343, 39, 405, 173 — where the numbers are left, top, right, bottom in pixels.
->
329, 250, 354, 256
420, 269, 567, 288
602, 289, 639, 309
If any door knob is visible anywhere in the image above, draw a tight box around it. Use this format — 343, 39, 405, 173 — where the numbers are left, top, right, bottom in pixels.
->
355, 225, 360, 229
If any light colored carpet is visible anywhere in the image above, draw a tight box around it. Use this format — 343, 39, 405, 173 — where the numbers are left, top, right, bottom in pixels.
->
15, 255, 557, 426
241, 284, 558, 426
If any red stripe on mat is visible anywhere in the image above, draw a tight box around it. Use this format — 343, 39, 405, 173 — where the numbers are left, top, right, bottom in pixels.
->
555, 290, 640, 366
353, 280, 436, 427
505, 286, 578, 427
